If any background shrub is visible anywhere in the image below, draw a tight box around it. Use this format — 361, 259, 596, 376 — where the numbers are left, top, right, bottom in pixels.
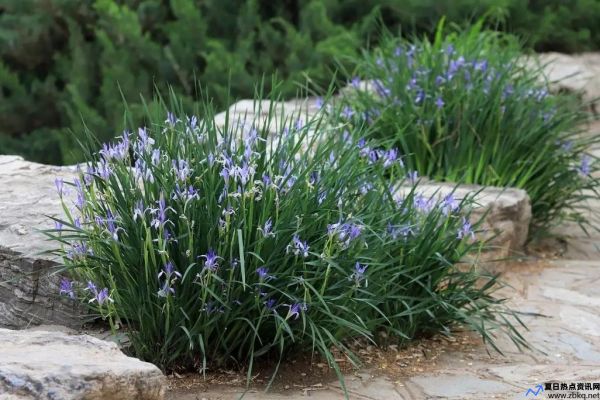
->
341, 23, 599, 233
2, 1, 600, 165
49, 92, 524, 378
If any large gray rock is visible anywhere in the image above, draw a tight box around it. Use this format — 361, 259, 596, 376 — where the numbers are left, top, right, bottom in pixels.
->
0, 328, 165, 399
528, 52, 600, 110
396, 182, 532, 258
0, 155, 82, 329
213, 97, 322, 138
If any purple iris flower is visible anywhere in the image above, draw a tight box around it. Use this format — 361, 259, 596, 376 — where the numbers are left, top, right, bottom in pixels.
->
287, 234, 310, 258
104, 209, 120, 241
350, 76, 361, 88
66, 242, 92, 260
172, 159, 191, 182
258, 218, 275, 238
136, 127, 155, 152
59, 278, 75, 299
328, 222, 363, 248
414, 194, 434, 213
133, 200, 145, 221
309, 171, 320, 186
73, 178, 85, 210
86, 281, 97, 295
474, 60, 488, 72
158, 262, 182, 280
99, 133, 129, 161
157, 262, 181, 297
315, 97, 324, 109
415, 90, 425, 105
150, 195, 172, 229
407, 171, 419, 184
187, 115, 198, 130
83, 165, 94, 186
383, 148, 400, 168
463, 69, 471, 82
86, 282, 112, 305
457, 217, 475, 240
560, 140, 574, 152
95, 288, 113, 305
264, 298, 277, 311
262, 174, 272, 186
502, 84, 514, 99
360, 182, 373, 195
368, 149, 380, 164
406, 76, 418, 91
387, 223, 413, 240
350, 262, 368, 286
235, 163, 252, 186
435, 75, 445, 86
435, 97, 445, 109
172, 183, 199, 201
373, 79, 391, 97
287, 303, 308, 320
243, 143, 254, 161
201, 301, 224, 314
448, 56, 466, 78
200, 249, 221, 271
441, 193, 459, 215
256, 267, 275, 281
318, 190, 328, 204
97, 160, 112, 180
54, 221, 63, 231
157, 281, 175, 298
341, 106, 354, 120
578, 155, 592, 177
55, 178, 65, 196
165, 112, 178, 126
151, 149, 161, 166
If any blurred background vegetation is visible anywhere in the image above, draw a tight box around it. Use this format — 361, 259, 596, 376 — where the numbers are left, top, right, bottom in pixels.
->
1, 0, 600, 165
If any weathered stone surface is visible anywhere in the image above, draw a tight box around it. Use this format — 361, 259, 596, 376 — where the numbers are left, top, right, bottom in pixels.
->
0, 155, 82, 329
527, 52, 600, 110
213, 97, 321, 134
396, 182, 532, 256
0, 328, 165, 399
410, 374, 513, 398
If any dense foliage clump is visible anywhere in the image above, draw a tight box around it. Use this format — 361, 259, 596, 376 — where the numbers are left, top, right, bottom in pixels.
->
49, 95, 523, 380
341, 23, 599, 232
2, 0, 600, 164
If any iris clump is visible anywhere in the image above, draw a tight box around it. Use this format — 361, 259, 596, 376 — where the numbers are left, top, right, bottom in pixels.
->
341, 22, 599, 233
48, 93, 524, 384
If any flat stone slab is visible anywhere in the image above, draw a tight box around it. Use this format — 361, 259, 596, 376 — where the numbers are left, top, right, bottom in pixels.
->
410, 373, 513, 398
525, 52, 600, 110
0, 328, 165, 399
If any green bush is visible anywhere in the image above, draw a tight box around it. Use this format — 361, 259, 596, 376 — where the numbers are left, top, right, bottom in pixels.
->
0, 0, 369, 164
2, 1, 600, 165
340, 23, 599, 233
48, 91, 523, 382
